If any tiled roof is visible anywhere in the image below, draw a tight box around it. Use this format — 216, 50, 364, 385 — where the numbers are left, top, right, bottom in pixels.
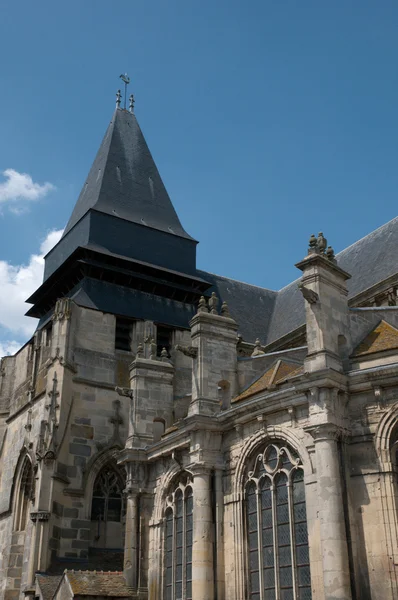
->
63, 570, 133, 597
352, 320, 398, 357
233, 360, 303, 402
36, 575, 61, 600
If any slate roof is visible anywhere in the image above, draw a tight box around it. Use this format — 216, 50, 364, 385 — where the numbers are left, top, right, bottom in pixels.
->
233, 359, 303, 402
197, 271, 277, 343
352, 320, 398, 357
63, 108, 194, 241
266, 217, 398, 345
59, 570, 132, 597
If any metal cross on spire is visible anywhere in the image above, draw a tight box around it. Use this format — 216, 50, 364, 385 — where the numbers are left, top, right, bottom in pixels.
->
119, 73, 130, 109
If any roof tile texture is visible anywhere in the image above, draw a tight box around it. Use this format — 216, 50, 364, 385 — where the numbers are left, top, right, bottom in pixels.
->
64, 571, 132, 597
352, 320, 398, 356
233, 360, 303, 402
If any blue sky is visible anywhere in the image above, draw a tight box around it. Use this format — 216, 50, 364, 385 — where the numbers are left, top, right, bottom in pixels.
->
0, 0, 397, 352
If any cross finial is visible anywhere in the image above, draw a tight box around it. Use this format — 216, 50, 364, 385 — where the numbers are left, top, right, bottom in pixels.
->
116, 89, 122, 108
129, 94, 135, 113
119, 73, 131, 109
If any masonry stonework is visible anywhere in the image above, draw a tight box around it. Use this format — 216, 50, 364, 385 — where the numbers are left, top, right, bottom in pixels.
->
2, 101, 398, 600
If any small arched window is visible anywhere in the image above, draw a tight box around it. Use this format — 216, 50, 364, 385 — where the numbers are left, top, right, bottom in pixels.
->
245, 442, 311, 600
90, 463, 125, 550
13, 457, 33, 532
164, 475, 193, 600
91, 465, 124, 523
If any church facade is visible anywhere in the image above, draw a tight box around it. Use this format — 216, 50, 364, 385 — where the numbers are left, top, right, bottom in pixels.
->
1, 95, 398, 600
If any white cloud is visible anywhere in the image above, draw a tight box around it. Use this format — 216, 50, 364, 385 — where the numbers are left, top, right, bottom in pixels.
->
0, 229, 63, 357
0, 169, 55, 206
0, 340, 23, 357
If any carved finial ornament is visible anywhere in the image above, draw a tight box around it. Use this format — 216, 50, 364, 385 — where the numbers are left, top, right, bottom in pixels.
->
160, 347, 169, 361
326, 245, 336, 262
208, 292, 219, 315
129, 94, 135, 113
116, 89, 122, 108
149, 337, 157, 360
251, 338, 265, 357
198, 296, 208, 313
308, 234, 317, 252
308, 231, 334, 258
317, 232, 327, 254
136, 343, 143, 357
221, 301, 230, 317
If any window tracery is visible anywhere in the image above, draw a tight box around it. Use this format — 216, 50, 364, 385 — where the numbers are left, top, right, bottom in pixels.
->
245, 442, 311, 600
164, 475, 193, 600
91, 465, 124, 523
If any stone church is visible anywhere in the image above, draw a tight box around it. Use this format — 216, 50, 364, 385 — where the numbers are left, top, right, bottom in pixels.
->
1, 90, 398, 600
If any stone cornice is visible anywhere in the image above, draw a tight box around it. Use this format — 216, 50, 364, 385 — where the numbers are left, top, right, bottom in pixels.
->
129, 357, 174, 372
189, 311, 237, 330
295, 252, 351, 281
348, 362, 398, 391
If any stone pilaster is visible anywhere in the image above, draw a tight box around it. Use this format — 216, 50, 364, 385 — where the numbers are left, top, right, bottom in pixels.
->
187, 297, 238, 416
127, 356, 174, 448
25, 459, 54, 587
118, 453, 147, 592
124, 491, 139, 588
296, 237, 351, 373
190, 464, 215, 600
311, 424, 352, 600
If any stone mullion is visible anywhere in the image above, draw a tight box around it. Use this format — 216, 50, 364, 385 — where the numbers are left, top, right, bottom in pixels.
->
183, 493, 187, 599
172, 496, 177, 600
148, 520, 162, 600
271, 481, 280, 600
287, 476, 298, 600
255, 484, 264, 600
233, 495, 246, 600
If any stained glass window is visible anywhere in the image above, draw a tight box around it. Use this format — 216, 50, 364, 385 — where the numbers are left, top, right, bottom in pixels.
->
245, 443, 312, 600
164, 478, 193, 600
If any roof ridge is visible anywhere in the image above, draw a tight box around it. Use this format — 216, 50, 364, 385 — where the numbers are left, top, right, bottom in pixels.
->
335, 215, 398, 257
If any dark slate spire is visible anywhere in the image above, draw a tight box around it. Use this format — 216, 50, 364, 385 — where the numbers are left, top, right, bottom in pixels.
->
26, 101, 207, 324
63, 107, 194, 241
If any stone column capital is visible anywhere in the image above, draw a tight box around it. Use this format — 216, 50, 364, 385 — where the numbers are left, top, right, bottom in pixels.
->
187, 461, 213, 477
306, 423, 342, 442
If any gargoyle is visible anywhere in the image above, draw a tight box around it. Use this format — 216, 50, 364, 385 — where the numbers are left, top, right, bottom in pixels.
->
298, 283, 319, 305
175, 345, 198, 358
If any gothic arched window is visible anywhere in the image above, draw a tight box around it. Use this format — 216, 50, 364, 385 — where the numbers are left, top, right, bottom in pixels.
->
245, 442, 311, 600
90, 464, 125, 548
91, 465, 124, 522
13, 457, 33, 532
164, 476, 193, 600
